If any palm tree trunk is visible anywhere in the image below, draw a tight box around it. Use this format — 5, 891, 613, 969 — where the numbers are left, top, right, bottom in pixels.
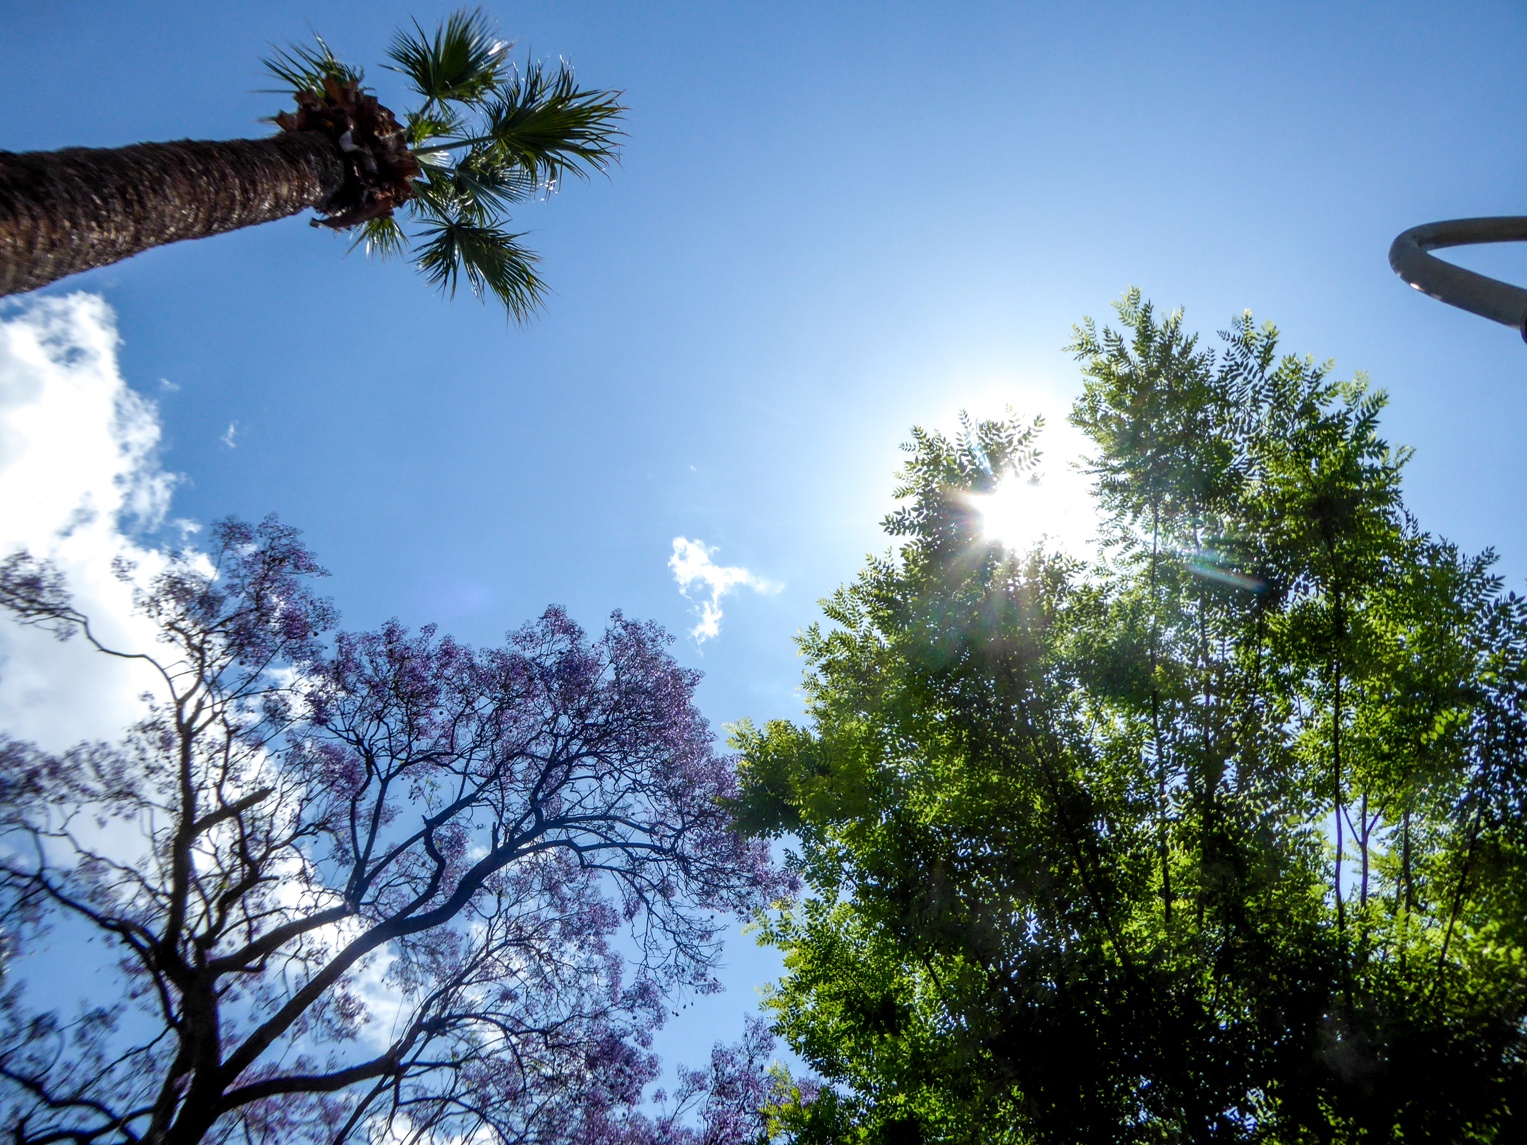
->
0, 133, 345, 297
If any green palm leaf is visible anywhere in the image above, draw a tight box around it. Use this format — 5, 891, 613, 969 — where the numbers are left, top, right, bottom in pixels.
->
405, 106, 466, 148
387, 8, 508, 108
414, 218, 544, 320
262, 36, 361, 96
349, 216, 407, 260
265, 8, 622, 324
450, 147, 539, 211
474, 61, 624, 187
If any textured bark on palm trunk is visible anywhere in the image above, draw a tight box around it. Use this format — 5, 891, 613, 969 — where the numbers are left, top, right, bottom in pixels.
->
0, 133, 345, 297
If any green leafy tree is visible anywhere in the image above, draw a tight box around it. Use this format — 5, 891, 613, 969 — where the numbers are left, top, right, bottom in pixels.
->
739, 291, 1527, 1142
0, 8, 622, 318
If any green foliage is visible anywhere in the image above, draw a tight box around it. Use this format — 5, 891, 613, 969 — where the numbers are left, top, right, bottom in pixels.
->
414, 217, 542, 321
265, 8, 623, 321
262, 35, 363, 96
745, 291, 1527, 1142
387, 9, 507, 108
468, 61, 624, 186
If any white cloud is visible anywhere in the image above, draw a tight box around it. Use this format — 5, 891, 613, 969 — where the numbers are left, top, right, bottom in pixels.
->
0, 296, 422, 1041
0, 293, 177, 749
668, 538, 780, 643
221, 421, 238, 448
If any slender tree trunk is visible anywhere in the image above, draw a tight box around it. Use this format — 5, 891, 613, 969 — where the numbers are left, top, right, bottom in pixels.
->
1402, 806, 1414, 913
1434, 726, 1492, 1000
1195, 537, 1211, 931
1332, 590, 1345, 948
1358, 792, 1370, 909
0, 133, 345, 296
1149, 503, 1171, 925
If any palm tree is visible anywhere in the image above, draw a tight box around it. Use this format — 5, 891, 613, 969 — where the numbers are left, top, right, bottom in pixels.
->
0, 9, 623, 319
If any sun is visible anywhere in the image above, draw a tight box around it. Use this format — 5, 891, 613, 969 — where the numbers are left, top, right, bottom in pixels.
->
969, 476, 1040, 552
968, 472, 1087, 555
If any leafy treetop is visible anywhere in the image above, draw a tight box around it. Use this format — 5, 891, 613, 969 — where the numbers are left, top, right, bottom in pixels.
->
265, 7, 624, 321
737, 290, 1527, 1142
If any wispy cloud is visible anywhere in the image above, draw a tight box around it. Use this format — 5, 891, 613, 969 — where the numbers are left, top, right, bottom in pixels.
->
668, 537, 780, 643
221, 421, 238, 449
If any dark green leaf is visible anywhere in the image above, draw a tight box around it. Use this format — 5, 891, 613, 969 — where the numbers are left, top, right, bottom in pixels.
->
450, 147, 538, 212
386, 8, 508, 108
405, 106, 466, 148
413, 217, 544, 321
347, 216, 407, 260
261, 35, 362, 97
474, 60, 625, 188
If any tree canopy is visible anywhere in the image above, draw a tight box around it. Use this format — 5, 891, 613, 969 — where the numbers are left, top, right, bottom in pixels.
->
0, 518, 791, 1145
0, 9, 622, 315
737, 291, 1527, 1142
265, 8, 624, 319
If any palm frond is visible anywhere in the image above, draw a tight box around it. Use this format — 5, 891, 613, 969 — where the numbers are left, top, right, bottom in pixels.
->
451, 148, 539, 211
407, 154, 533, 226
262, 35, 362, 96
412, 166, 481, 223
414, 218, 545, 322
348, 216, 408, 260
406, 105, 467, 148
262, 13, 616, 325
386, 8, 509, 108
463, 60, 625, 188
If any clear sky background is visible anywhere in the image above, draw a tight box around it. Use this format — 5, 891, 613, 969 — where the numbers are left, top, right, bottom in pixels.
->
5, 0, 1527, 1084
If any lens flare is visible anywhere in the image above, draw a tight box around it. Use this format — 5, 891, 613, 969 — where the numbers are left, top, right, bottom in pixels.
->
969, 475, 1057, 553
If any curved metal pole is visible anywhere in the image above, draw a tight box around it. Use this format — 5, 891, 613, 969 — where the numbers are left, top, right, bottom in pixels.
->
1389, 217, 1527, 342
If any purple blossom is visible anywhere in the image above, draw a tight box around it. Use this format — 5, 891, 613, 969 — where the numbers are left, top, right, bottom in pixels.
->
0, 518, 795, 1145
571, 1015, 806, 1145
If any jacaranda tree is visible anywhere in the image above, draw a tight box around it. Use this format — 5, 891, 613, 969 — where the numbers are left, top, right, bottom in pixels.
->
0, 9, 622, 318
0, 517, 793, 1145
738, 291, 1527, 1142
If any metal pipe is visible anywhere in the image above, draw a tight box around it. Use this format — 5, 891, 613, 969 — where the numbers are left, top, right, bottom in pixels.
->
1389, 217, 1527, 341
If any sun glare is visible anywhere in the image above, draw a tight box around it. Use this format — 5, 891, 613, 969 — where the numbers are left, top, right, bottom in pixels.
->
969, 469, 1095, 557
970, 476, 1045, 553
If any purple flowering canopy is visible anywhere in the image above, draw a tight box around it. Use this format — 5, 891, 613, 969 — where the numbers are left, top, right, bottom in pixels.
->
0, 518, 794, 1145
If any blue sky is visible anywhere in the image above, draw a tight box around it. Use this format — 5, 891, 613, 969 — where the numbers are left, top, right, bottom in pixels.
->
6, 0, 1527, 1080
